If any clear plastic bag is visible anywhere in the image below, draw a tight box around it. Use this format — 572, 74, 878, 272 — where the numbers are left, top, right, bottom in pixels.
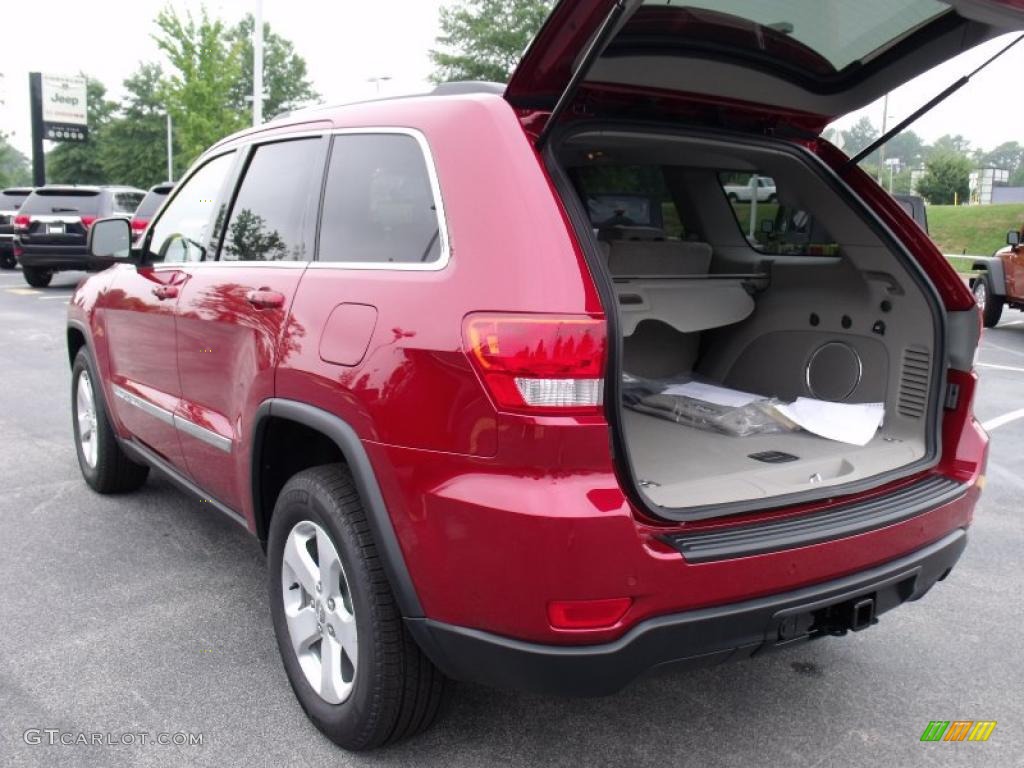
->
622, 374, 798, 437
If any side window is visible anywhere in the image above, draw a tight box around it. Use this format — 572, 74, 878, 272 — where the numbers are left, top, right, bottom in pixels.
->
318, 134, 444, 264
718, 172, 838, 256
147, 152, 235, 264
114, 192, 144, 213
220, 139, 322, 262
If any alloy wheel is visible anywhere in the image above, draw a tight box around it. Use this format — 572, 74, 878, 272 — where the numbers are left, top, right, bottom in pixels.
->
75, 371, 99, 468
973, 280, 987, 312
281, 520, 358, 704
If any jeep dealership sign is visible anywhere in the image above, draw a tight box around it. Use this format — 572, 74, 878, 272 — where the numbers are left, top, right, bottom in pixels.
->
41, 74, 88, 142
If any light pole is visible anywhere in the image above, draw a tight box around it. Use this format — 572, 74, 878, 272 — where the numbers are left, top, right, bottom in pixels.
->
367, 76, 392, 95
877, 92, 890, 184
166, 111, 173, 182
253, 0, 264, 126
884, 157, 900, 193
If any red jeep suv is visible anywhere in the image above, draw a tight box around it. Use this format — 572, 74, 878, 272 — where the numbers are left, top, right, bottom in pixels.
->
67, 0, 1016, 751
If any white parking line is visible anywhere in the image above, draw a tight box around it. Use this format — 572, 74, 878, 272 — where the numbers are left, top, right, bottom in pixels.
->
999, 320, 1024, 327
38, 295, 69, 301
983, 408, 1024, 432
977, 362, 1024, 374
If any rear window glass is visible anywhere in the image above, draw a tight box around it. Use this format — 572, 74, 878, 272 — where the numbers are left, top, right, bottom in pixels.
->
573, 165, 686, 239
641, 0, 948, 74
114, 192, 144, 213
318, 134, 444, 265
135, 189, 171, 218
718, 172, 838, 256
1, 190, 31, 209
20, 191, 101, 216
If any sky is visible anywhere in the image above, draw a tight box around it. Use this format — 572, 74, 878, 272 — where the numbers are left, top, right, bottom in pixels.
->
1, 1, 1023, 162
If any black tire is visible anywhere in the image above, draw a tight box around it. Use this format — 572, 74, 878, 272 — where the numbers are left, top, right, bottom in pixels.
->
727, 192, 739, 202
23, 266, 53, 287
973, 277, 1004, 328
71, 348, 149, 493
268, 465, 446, 751
0, 253, 15, 270
767, 193, 778, 203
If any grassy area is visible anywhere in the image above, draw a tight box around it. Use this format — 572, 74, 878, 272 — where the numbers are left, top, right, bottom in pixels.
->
928, 204, 1024, 258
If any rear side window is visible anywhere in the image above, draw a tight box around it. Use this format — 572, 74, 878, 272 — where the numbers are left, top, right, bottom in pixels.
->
1, 190, 30, 210
147, 152, 235, 264
220, 139, 322, 262
718, 172, 838, 256
21, 190, 101, 216
113, 192, 144, 213
318, 134, 444, 265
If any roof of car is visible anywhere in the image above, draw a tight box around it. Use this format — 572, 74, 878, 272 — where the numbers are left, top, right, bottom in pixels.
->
210, 82, 509, 153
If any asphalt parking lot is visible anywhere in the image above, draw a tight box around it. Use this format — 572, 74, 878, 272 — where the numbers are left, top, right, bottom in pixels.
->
1, 268, 1022, 768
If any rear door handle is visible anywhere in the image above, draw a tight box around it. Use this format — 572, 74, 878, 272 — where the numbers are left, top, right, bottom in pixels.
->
246, 288, 286, 309
152, 285, 179, 300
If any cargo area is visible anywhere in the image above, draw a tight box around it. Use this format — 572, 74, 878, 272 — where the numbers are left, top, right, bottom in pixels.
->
556, 129, 942, 515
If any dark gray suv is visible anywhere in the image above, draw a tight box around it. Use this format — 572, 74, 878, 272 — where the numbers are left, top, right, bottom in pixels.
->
16, 185, 144, 286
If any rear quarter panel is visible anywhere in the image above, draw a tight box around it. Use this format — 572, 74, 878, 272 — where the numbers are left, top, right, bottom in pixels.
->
275, 95, 604, 455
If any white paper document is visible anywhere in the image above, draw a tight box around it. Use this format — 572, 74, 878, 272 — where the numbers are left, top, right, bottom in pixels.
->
662, 381, 760, 408
775, 399, 885, 446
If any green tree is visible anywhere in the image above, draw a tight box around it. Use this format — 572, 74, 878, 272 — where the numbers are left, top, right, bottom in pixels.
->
430, 0, 553, 83
46, 78, 118, 184
230, 14, 320, 120
884, 130, 926, 168
841, 116, 879, 164
152, 5, 246, 168
0, 133, 31, 188
980, 140, 1024, 172
917, 152, 972, 205
926, 134, 971, 159
101, 64, 181, 189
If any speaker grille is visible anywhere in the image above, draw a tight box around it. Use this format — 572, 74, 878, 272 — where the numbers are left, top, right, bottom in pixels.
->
898, 347, 931, 419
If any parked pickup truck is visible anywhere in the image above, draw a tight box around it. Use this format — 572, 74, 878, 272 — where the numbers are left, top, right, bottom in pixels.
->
723, 175, 777, 203
970, 227, 1024, 327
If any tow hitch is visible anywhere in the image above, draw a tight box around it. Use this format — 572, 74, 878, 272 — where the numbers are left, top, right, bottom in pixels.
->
775, 594, 879, 645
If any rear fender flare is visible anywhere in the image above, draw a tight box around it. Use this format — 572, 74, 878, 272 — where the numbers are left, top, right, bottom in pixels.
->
251, 398, 424, 618
970, 257, 1006, 296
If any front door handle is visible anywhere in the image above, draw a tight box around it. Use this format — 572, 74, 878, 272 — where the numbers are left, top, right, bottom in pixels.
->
152, 285, 179, 300
246, 288, 286, 309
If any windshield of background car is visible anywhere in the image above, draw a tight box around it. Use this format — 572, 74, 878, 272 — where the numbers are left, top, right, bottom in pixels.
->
574, 165, 685, 237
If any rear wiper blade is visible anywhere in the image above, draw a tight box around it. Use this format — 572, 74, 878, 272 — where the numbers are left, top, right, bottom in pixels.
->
845, 34, 1024, 171
51, 207, 79, 213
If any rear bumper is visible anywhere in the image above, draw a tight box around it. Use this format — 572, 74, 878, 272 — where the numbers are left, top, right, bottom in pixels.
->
17, 243, 89, 270
407, 528, 967, 697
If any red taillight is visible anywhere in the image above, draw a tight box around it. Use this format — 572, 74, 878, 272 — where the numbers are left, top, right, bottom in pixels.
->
548, 598, 632, 630
13, 214, 30, 231
130, 217, 148, 231
80, 216, 98, 229
463, 313, 607, 414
